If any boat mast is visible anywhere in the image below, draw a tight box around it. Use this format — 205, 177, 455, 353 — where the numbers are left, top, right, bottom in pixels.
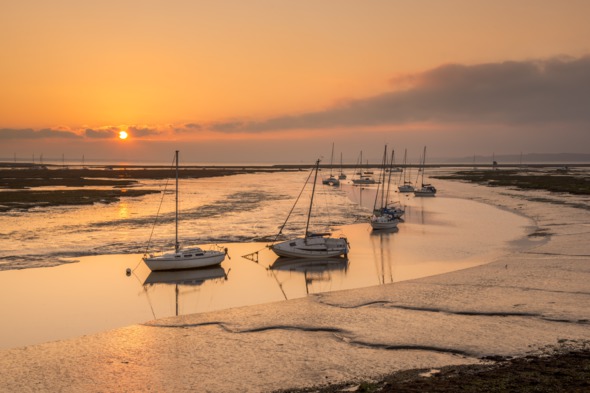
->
305, 159, 320, 238
175, 150, 179, 252
421, 146, 427, 186
385, 149, 394, 205
373, 145, 387, 210
399, 149, 406, 184
359, 151, 362, 177
330, 143, 335, 176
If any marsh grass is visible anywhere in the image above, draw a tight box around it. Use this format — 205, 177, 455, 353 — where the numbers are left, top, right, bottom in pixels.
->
433, 170, 590, 195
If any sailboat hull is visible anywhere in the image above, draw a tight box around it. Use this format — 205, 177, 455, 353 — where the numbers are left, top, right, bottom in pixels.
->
413, 190, 436, 197
398, 184, 414, 193
322, 176, 340, 186
414, 184, 437, 197
352, 178, 377, 185
370, 218, 400, 230
143, 248, 225, 271
271, 237, 348, 259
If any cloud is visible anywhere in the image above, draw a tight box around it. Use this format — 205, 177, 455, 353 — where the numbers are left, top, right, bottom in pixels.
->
207, 55, 590, 133
84, 128, 119, 139
0, 128, 81, 139
2, 125, 164, 140
173, 124, 202, 134
127, 126, 160, 137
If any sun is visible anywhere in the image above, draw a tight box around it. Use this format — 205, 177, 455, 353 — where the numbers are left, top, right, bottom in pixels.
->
118, 130, 128, 140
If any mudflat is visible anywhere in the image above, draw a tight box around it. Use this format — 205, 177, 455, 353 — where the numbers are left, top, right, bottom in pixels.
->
0, 166, 286, 211
0, 171, 588, 392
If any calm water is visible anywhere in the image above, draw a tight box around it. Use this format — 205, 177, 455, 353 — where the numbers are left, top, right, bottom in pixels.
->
0, 169, 534, 349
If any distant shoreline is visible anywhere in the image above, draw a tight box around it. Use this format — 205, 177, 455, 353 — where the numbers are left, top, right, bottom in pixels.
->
2, 162, 590, 170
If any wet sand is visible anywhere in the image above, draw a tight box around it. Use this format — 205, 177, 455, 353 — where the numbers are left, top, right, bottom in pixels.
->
0, 178, 589, 392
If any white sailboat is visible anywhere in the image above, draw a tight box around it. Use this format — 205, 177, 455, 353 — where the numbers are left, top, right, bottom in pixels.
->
352, 151, 377, 185
397, 148, 415, 193
414, 146, 437, 197
370, 146, 400, 230
322, 143, 340, 186
271, 159, 349, 259
143, 151, 227, 271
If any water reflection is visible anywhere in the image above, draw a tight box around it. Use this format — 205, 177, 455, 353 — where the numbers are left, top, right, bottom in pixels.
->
140, 266, 228, 318
117, 201, 130, 220
142, 266, 227, 286
268, 257, 349, 298
369, 228, 397, 284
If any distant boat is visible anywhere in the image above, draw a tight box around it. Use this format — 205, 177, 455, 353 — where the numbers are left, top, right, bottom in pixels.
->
338, 152, 347, 180
322, 143, 340, 186
397, 183, 414, 193
352, 175, 377, 185
143, 151, 227, 271
271, 159, 349, 259
370, 146, 400, 230
398, 148, 414, 193
352, 151, 377, 185
414, 146, 437, 197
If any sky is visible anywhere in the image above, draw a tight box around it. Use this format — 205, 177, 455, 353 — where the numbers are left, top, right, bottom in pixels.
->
1, 0, 589, 164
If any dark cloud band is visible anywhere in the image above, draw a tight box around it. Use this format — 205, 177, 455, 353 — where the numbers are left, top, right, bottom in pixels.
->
207, 55, 590, 133
0, 128, 81, 139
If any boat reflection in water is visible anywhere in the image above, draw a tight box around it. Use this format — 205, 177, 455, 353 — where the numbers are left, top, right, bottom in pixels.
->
141, 266, 228, 317
268, 257, 349, 298
369, 226, 397, 285
142, 266, 227, 286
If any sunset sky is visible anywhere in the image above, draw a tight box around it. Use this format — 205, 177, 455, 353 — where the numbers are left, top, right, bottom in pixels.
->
1, 1, 589, 163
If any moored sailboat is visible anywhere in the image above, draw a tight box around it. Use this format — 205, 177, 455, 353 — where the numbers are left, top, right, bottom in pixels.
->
322, 143, 340, 186
143, 151, 227, 271
338, 152, 347, 180
370, 146, 400, 230
397, 148, 414, 193
271, 159, 349, 259
352, 151, 377, 185
414, 146, 437, 197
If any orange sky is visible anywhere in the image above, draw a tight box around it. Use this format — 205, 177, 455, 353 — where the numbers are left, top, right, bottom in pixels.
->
1, 1, 589, 162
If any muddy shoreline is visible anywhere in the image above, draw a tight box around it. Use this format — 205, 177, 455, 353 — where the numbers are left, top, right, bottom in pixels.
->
277, 343, 590, 393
